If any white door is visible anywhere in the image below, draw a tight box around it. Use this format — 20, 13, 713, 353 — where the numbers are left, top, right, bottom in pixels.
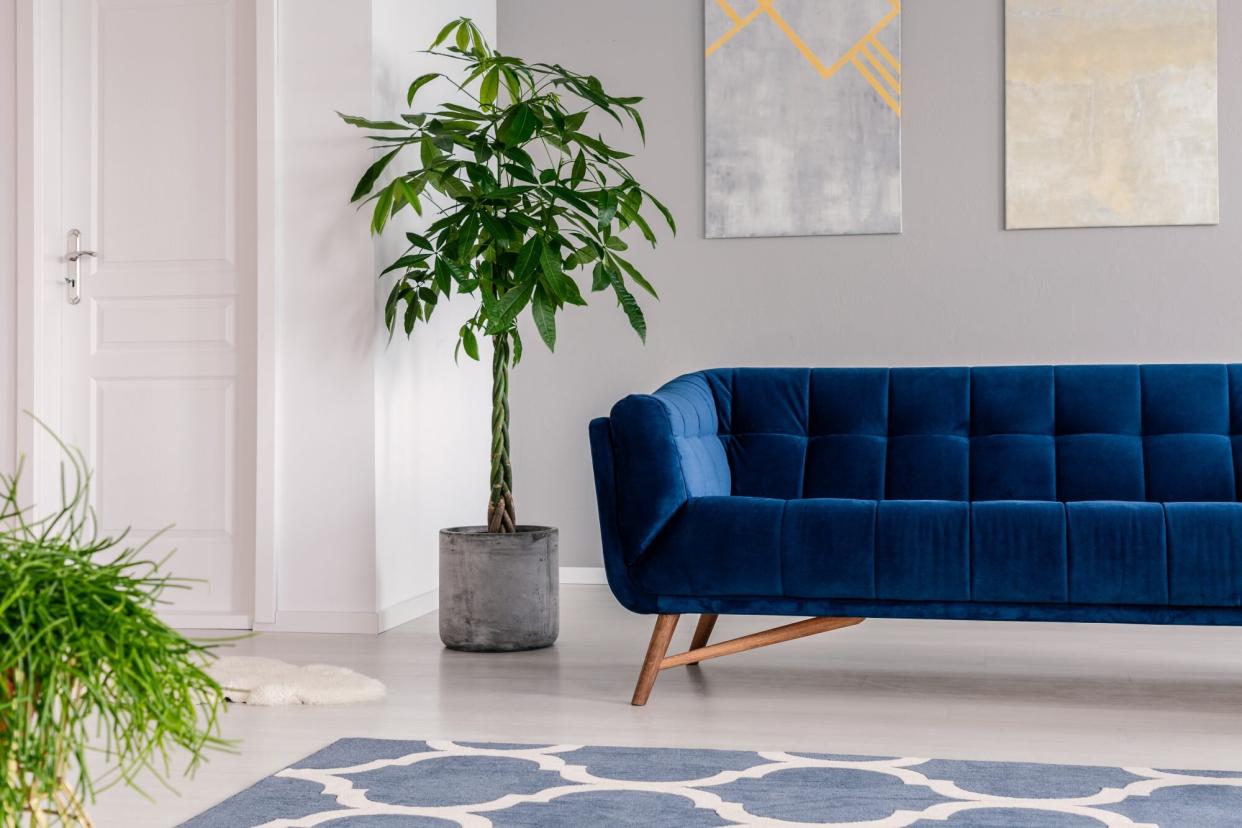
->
37, 0, 256, 628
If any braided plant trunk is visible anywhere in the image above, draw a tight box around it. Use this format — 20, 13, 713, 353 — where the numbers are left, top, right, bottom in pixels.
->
486, 333, 516, 533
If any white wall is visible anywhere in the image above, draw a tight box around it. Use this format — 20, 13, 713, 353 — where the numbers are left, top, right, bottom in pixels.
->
275, 0, 379, 622
270, 0, 493, 631
1, 0, 16, 473
371, 0, 494, 622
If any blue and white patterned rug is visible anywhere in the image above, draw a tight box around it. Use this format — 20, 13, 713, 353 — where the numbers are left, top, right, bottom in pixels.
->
181, 738, 1242, 827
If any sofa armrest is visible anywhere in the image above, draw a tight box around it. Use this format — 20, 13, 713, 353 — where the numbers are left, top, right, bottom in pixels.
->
603, 375, 731, 565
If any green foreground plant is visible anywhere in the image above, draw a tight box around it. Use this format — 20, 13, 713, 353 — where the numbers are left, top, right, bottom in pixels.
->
0, 436, 229, 827
341, 17, 675, 533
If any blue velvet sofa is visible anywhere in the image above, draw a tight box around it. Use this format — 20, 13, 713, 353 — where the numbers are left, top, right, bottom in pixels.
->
589, 365, 1242, 703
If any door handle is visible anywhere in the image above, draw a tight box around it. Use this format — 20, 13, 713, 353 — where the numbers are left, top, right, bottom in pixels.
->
66, 229, 96, 305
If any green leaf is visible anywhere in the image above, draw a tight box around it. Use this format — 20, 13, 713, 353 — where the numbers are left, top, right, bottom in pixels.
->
498, 104, 539, 145
461, 326, 480, 360
372, 186, 394, 234
479, 67, 500, 107
545, 185, 595, 214
438, 102, 490, 120
350, 148, 400, 202
487, 185, 535, 199
503, 163, 538, 184
604, 236, 628, 251
598, 189, 618, 230
468, 21, 488, 56
392, 178, 422, 216
570, 150, 586, 185
609, 252, 659, 299
338, 112, 408, 131
433, 261, 452, 295
479, 213, 511, 245
420, 135, 439, 167
496, 281, 534, 325
570, 245, 599, 266
380, 253, 430, 276
406, 73, 442, 106
404, 297, 420, 334
539, 168, 557, 184
501, 66, 523, 101
384, 283, 403, 330
503, 146, 535, 168
465, 161, 498, 191
455, 21, 471, 51
644, 189, 677, 234
438, 174, 472, 200
513, 235, 543, 283
608, 268, 647, 342
618, 200, 657, 246
512, 328, 524, 365
455, 213, 480, 258
431, 19, 460, 49
591, 261, 610, 291
570, 131, 630, 158
532, 286, 557, 351
405, 231, 433, 250
478, 273, 500, 318
627, 106, 646, 142
537, 243, 584, 306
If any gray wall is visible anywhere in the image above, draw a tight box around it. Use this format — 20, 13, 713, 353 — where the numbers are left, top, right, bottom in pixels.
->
498, 0, 1242, 568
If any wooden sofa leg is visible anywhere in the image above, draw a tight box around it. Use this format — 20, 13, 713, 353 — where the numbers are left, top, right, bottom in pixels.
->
687, 614, 718, 664
630, 615, 864, 705
631, 614, 679, 706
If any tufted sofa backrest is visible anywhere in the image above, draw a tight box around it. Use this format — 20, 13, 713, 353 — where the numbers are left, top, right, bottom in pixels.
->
661, 365, 1242, 503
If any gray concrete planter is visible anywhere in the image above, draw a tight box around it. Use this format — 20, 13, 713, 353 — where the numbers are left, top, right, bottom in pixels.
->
439, 526, 558, 652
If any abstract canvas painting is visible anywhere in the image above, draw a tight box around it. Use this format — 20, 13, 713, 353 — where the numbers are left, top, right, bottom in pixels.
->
705, 0, 902, 238
1005, 0, 1219, 230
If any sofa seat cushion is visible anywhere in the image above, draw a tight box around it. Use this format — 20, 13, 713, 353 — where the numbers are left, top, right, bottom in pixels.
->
1166, 503, 1242, 606
631, 498, 1242, 608
1066, 502, 1167, 604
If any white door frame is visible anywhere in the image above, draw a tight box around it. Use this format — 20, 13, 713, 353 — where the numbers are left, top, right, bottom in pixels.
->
13, 0, 280, 629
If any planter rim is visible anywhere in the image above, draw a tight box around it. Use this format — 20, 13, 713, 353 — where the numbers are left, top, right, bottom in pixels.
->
441, 525, 557, 536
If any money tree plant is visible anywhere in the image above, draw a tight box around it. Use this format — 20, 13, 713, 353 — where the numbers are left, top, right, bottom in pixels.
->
341, 17, 674, 533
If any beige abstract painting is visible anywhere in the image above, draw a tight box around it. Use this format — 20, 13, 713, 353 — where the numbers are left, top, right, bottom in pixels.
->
1005, 0, 1219, 229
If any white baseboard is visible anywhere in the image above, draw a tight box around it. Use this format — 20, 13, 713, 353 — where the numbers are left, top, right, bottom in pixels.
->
162, 612, 253, 631
231, 568, 609, 634
560, 566, 607, 584
254, 610, 381, 635
377, 588, 438, 633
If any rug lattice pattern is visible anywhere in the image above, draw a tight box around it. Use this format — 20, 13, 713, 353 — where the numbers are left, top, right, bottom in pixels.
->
182, 738, 1242, 827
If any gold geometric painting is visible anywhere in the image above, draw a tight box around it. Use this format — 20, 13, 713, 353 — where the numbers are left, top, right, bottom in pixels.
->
1006, 0, 1219, 229
705, 0, 902, 238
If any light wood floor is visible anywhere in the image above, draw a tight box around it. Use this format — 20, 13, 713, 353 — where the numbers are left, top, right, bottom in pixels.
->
92, 585, 1242, 826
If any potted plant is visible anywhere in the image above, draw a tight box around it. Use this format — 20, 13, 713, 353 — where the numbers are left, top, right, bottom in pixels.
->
0, 438, 228, 827
341, 18, 674, 652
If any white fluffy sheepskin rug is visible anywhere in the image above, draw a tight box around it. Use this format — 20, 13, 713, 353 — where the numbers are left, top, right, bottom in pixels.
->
210, 656, 386, 706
